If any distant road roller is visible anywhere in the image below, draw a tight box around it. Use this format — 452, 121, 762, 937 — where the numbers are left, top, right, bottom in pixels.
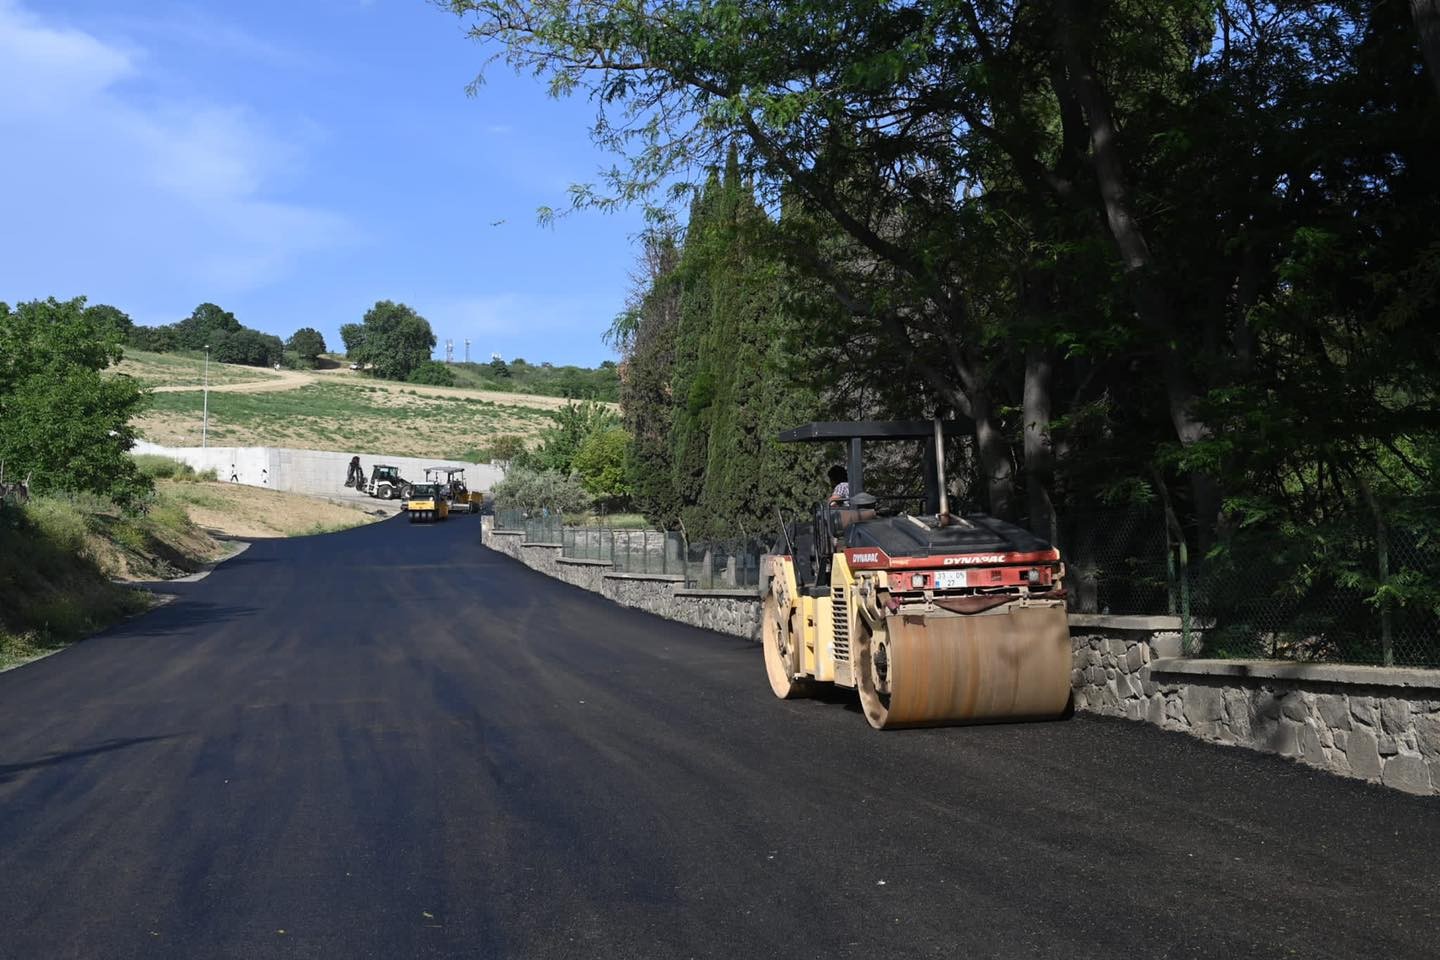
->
762, 420, 1071, 729
405, 483, 450, 523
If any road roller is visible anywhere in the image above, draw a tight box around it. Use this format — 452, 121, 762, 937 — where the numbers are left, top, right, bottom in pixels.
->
761, 420, 1072, 729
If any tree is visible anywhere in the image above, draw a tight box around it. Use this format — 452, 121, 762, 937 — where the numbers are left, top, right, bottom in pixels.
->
339, 322, 366, 358
489, 465, 592, 515
351, 300, 436, 381
127, 325, 176, 352
528, 401, 618, 475
173, 302, 241, 351
448, 0, 1439, 552
211, 328, 282, 367
84, 304, 132, 340
0, 297, 151, 506
286, 327, 326, 367
572, 426, 633, 506
488, 357, 511, 378
482, 434, 527, 469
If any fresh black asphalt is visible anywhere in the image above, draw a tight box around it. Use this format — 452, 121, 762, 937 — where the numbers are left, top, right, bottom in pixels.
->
0, 515, 1436, 959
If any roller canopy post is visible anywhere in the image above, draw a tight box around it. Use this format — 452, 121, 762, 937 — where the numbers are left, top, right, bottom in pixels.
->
848, 437, 864, 497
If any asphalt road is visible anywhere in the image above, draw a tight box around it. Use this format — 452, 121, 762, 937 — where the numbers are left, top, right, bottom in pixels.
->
1, 516, 1436, 959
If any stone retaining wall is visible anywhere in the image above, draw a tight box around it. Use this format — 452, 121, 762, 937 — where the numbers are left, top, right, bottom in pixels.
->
484, 520, 1440, 796
488, 528, 764, 639
1070, 626, 1440, 796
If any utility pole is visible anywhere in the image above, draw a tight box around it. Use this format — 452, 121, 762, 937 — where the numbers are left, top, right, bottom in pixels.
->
445, 339, 454, 365
464, 339, 470, 364
202, 344, 210, 449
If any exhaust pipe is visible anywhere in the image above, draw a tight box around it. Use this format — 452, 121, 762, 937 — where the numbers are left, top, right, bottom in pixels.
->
933, 417, 950, 526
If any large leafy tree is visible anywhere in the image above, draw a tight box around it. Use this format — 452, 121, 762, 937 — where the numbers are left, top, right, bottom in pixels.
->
351, 300, 437, 381
0, 297, 151, 506
447, 0, 1438, 541
286, 327, 327, 367
173, 302, 242, 350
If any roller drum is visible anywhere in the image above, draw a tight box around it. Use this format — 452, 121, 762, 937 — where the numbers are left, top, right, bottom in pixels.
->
855, 602, 1071, 729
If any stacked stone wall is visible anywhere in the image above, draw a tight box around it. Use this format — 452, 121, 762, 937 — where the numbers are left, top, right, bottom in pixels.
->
1072, 630, 1440, 795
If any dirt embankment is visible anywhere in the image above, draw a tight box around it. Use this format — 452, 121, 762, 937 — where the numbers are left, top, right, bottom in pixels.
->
158, 481, 385, 540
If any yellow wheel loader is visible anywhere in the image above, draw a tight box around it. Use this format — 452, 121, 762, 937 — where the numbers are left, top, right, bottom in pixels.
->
405, 483, 451, 523
762, 420, 1072, 729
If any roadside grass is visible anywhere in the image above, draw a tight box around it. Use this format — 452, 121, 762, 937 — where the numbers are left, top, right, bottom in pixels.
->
135, 380, 554, 458
156, 479, 382, 539
0, 498, 184, 671
108, 348, 280, 388
132, 454, 217, 482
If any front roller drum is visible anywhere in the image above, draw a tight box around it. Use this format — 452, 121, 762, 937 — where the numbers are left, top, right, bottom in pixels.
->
853, 603, 1072, 729
762, 593, 814, 700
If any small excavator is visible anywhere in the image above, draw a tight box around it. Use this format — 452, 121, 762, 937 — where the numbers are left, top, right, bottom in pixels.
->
762, 420, 1072, 729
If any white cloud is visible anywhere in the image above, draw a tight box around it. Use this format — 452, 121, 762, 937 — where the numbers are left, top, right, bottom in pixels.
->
0, 0, 350, 304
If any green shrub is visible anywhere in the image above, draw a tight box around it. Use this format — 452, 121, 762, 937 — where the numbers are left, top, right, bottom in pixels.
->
132, 454, 196, 479
407, 361, 457, 387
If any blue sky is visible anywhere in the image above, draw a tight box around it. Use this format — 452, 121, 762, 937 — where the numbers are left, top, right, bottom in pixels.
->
0, 0, 646, 365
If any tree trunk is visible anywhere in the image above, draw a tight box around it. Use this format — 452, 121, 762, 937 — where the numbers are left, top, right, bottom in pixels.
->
970, 389, 1016, 522
1022, 343, 1057, 543
1055, 31, 1220, 542
1413, 0, 1440, 102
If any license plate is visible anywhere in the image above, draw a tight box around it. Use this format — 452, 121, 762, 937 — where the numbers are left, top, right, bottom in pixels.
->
935, 570, 968, 589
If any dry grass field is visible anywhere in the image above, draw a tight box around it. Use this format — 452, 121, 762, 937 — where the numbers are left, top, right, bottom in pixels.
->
156, 480, 385, 539
117, 349, 573, 459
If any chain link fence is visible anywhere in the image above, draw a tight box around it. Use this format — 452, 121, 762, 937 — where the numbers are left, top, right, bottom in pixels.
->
495, 504, 1439, 667
1071, 504, 1440, 668
493, 509, 767, 588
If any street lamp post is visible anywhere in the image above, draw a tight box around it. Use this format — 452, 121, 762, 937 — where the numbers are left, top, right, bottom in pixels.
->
202, 344, 210, 449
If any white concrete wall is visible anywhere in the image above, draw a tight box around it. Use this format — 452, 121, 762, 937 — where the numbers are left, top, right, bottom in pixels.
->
133, 441, 504, 497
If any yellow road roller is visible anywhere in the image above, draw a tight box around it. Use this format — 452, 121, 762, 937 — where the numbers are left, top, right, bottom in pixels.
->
762, 420, 1071, 729
405, 483, 450, 523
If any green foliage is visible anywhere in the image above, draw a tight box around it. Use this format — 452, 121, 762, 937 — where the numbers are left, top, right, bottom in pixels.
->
615, 168, 827, 537
125, 302, 281, 368
528, 401, 620, 474
470, 433, 527, 467
489, 465, 592, 515
84, 303, 132, 339
446, 357, 620, 401
571, 426, 633, 505
131, 454, 194, 479
338, 322, 366, 358
129, 454, 212, 482
449, 0, 1440, 645
286, 327, 327, 366
126, 324, 177, 352
349, 300, 437, 381
0, 297, 153, 506
210, 327, 283, 367
407, 360, 457, 387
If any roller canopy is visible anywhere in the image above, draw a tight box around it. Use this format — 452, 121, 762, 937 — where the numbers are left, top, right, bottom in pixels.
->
778, 419, 969, 509
777, 421, 969, 442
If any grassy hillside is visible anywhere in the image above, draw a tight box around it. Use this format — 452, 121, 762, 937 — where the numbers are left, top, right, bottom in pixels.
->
108, 348, 283, 388
446, 358, 619, 401
133, 380, 552, 457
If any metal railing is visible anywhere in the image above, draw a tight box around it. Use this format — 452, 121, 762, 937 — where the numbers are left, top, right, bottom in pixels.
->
495, 503, 1440, 667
